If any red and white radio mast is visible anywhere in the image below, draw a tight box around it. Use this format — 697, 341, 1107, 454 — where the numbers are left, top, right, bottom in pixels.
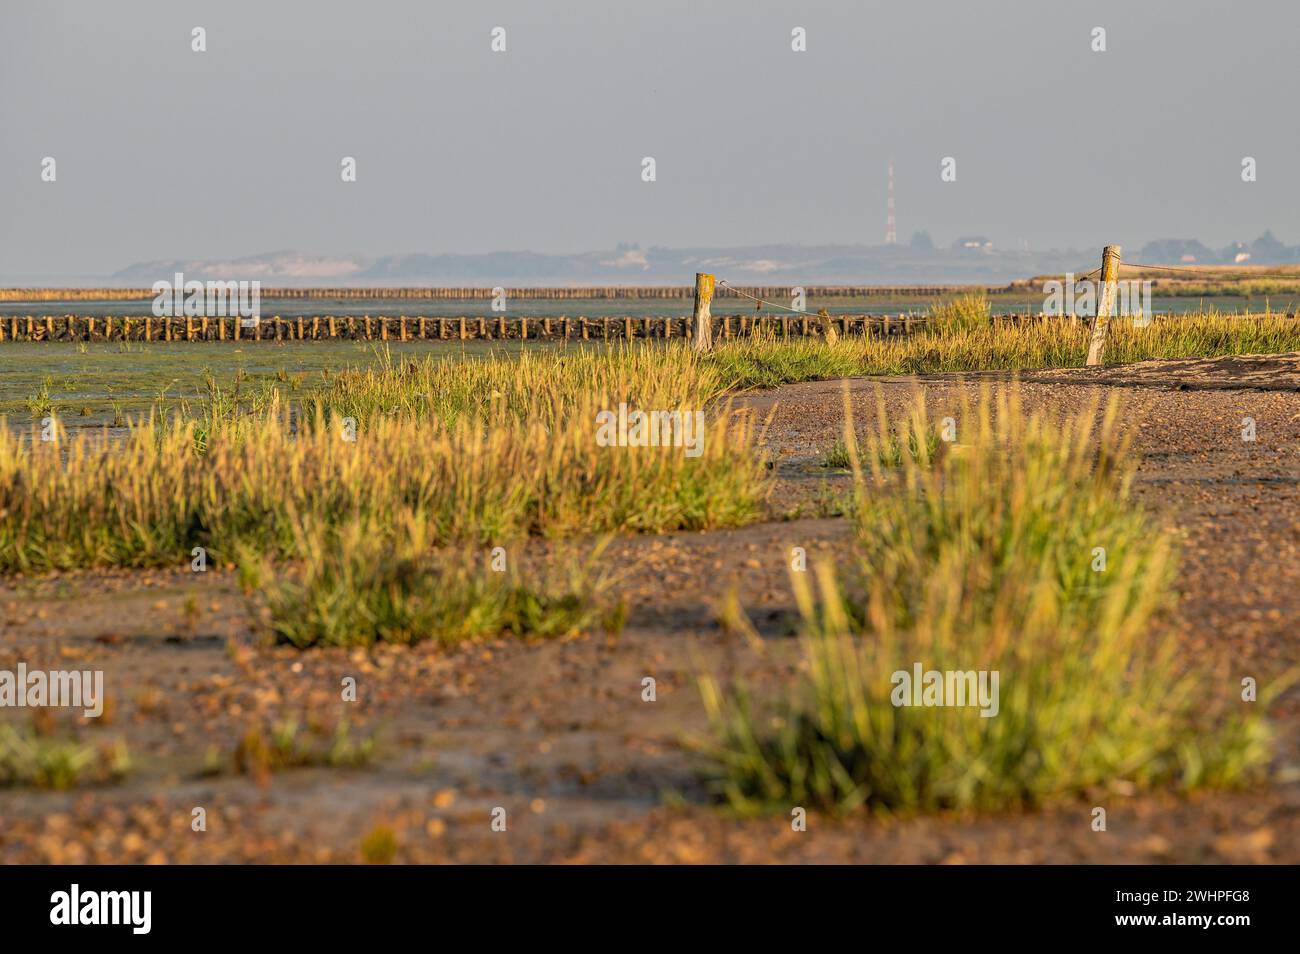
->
885, 158, 897, 245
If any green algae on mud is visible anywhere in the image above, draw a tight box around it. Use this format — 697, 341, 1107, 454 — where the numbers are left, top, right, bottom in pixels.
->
0, 339, 585, 431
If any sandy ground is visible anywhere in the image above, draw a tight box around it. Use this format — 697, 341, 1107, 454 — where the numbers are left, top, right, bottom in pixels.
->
2, 354, 1298, 864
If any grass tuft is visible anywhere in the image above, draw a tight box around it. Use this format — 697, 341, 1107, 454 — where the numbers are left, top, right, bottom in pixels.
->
699, 387, 1276, 815
0, 725, 131, 790
232, 716, 376, 777
238, 513, 622, 649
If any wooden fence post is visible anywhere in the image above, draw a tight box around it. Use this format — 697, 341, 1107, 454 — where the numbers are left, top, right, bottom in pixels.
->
817, 308, 837, 343
693, 272, 714, 352
1086, 245, 1122, 366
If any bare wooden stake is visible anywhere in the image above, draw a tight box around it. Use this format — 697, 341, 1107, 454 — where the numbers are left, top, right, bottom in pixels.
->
1086, 245, 1122, 366
693, 272, 715, 352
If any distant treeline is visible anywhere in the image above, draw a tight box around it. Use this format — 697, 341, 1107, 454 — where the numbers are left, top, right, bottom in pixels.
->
0, 285, 999, 303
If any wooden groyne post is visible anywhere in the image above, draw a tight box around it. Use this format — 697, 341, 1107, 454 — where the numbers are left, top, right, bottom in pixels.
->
692, 272, 714, 352
1086, 245, 1121, 366
0, 312, 1094, 344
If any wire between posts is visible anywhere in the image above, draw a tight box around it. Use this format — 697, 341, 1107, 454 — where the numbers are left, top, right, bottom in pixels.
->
715, 280, 824, 317
1118, 260, 1235, 274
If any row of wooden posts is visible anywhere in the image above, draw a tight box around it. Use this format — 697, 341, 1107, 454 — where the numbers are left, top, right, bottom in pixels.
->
0, 311, 1056, 343
0, 248, 1129, 351
687, 273, 931, 352
0, 284, 994, 303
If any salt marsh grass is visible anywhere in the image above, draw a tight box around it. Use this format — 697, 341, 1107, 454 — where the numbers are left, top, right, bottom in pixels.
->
4, 316, 1298, 574
318, 345, 725, 428
699, 388, 1276, 815
231, 717, 375, 776
709, 312, 1300, 389
0, 401, 764, 573
0, 346, 766, 573
0, 725, 131, 790
925, 291, 991, 335
237, 512, 622, 649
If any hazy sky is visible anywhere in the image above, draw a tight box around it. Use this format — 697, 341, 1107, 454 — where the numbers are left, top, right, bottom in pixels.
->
3, 0, 1298, 276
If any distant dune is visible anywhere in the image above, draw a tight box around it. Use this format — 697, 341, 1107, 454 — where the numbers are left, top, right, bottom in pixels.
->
100, 243, 1082, 288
